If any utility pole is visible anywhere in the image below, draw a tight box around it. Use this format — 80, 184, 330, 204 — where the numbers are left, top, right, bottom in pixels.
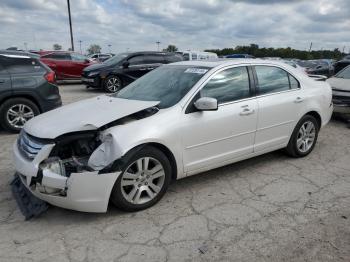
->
67, 0, 74, 51
108, 44, 111, 53
79, 40, 82, 54
308, 42, 312, 52
156, 41, 160, 51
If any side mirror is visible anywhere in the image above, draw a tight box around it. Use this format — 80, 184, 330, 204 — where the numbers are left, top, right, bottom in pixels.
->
194, 97, 218, 111
122, 61, 129, 68
85, 59, 90, 63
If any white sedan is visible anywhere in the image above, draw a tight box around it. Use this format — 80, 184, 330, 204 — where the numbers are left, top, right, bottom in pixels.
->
13, 59, 333, 213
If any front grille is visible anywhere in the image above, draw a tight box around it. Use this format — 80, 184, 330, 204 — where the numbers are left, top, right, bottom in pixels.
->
17, 131, 47, 160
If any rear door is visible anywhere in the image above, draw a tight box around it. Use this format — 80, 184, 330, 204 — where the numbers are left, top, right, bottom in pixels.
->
0, 59, 12, 98
253, 65, 304, 152
41, 52, 71, 79
69, 53, 91, 78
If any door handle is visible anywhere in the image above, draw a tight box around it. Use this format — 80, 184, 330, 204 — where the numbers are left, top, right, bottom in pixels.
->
239, 108, 255, 116
294, 97, 304, 103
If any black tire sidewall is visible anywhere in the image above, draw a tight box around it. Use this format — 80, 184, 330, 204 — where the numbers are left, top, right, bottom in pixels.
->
0, 98, 40, 132
111, 146, 172, 211
103, 75, 122, 93
288, 115, 319, 157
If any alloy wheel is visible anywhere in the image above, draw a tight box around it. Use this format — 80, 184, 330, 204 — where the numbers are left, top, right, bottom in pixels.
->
106, 77, 121, 92
121, 157, 165, 205
296, 121, 316, 153
6, 104, 35, 129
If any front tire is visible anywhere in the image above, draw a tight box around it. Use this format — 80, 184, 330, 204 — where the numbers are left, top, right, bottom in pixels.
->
285, 115, 319, 157
111, 146, 172, 211
103, 75, 123, 93
0, 98, 39, 133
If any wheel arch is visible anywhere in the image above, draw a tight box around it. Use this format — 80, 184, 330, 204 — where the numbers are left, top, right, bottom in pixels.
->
304, 111, 322, 129
108, 142, 178, 181
136, 142, 178, 181
0, 94, 42, 112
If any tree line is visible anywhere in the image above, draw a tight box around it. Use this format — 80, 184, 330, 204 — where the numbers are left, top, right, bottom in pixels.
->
205, 44, 346, 60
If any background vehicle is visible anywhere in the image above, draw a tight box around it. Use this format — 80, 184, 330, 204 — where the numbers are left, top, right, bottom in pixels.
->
297, 60, 333, 77
82, 51, 183, 92
88, 53, 114, 63
13, 59, 332, 213
327, 65, 350, 117
181, 51, 218, 61
0, 54, 61, 132
0, 50, 40, 59
333, 59, 350, 74
39, 51, 95, 80
225, 54, 255, 58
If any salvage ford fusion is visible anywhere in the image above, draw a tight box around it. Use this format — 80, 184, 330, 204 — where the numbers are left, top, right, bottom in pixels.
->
12, 60, 333, 213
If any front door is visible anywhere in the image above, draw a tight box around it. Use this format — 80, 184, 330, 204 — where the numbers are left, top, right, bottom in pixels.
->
181, 66, 257, 174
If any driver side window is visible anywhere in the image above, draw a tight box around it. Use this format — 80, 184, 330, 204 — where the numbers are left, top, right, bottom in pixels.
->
200, 66, 250, 104
128, 55, 145, 66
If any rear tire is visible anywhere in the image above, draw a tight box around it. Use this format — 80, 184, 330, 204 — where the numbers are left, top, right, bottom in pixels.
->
0, 98, 39, 133
285, 115, 319, 158
103, 75, 123, 93
110, 146, 172, 212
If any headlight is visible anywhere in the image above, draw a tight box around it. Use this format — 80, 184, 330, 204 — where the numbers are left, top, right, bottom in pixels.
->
88, 71, 99, 77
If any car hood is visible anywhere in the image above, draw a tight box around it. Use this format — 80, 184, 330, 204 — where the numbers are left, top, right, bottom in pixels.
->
83, 63, 113, 72
327, 77, 350, 92
24, 95, 159, 139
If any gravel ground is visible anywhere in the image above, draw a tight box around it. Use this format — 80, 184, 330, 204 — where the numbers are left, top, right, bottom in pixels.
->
0, 83, 349, 262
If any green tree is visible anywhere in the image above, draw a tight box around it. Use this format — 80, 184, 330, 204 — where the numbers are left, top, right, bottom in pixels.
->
53, 44, 62, 50
163, 45, 178, 52
87, 44, 102, 55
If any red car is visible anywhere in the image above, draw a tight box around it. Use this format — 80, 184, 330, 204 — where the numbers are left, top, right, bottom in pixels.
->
39, 51, 96, 80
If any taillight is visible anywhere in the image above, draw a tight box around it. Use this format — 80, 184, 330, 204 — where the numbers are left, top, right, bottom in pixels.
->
45, 71, 56, 84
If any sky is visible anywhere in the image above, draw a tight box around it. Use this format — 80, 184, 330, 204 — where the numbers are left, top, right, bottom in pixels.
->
0, 0, 349, 54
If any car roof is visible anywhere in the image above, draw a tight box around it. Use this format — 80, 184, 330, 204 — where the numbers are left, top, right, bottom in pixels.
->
170, 58, 290, 68
126, 51, 179, 56
0, 50, 39, 59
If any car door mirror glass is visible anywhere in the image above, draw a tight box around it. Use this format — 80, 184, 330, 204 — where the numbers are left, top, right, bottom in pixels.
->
194, 97, 218, 111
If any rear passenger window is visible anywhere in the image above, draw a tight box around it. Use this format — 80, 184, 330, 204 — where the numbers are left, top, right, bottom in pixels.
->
200, 67, 250, 104
4, 58, 45, 74
289, 74, 300, 89
255, 66, 290, 95
42, 53, 70, 60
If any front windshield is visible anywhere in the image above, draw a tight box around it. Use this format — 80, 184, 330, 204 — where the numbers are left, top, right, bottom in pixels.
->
104, 53, 128, 65
335, 65, 350, 79
114, 65, 210, 108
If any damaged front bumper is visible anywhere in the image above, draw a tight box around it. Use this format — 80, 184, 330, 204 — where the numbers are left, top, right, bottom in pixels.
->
13, 142, 121, 213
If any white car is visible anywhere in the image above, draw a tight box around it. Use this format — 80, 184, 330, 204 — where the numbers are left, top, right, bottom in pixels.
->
182, 51, 218, 61
13, 59, 333, 213
326, 65, 350, 115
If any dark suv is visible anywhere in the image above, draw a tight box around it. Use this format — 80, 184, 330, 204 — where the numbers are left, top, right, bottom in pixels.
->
82, 51, 183, 92
0, 53, 62, 132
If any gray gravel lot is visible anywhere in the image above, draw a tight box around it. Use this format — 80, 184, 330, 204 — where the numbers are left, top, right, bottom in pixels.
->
0, 83, 349, 262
